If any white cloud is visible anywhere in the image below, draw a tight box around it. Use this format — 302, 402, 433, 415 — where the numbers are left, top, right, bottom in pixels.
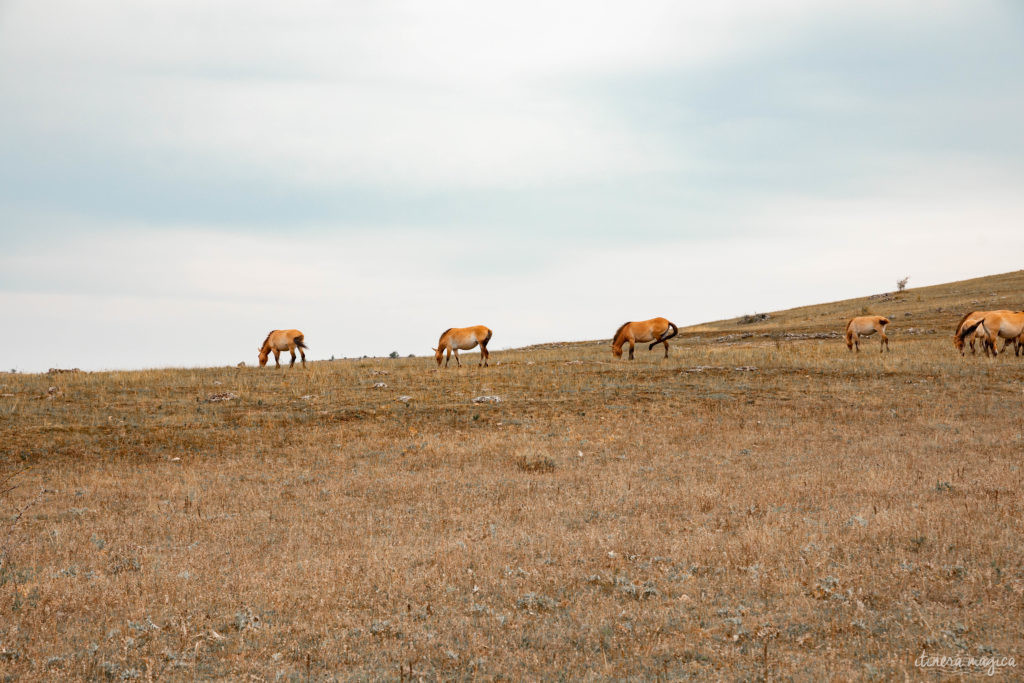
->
3, 0, 946, 191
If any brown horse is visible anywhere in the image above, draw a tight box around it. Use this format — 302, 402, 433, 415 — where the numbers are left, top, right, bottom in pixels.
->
845, 315, 890, 352
434, 325, 492, 367
959, 311, 1024, 358
258, 329, 307, 368
952, 311, 1018, 356
954, 311, 989, 356
611, 317, 678, 359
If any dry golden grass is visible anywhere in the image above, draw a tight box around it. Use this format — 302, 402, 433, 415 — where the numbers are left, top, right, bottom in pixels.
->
2, 271, 1023, 679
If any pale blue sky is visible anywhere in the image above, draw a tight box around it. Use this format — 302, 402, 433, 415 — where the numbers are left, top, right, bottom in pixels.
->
2, 1, 1023, 370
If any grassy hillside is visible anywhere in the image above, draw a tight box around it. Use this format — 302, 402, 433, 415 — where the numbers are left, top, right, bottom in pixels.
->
681, 269, 1024, 336
1, 271, 1022, 679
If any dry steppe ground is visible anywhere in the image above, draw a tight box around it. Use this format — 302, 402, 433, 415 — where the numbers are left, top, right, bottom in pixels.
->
2, 271, 1023, 680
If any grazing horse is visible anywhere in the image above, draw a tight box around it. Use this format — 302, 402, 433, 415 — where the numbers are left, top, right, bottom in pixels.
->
845, 315, 890, 352
959, 311, 1024, 358
611, 317, 678, 359
954, 311, 989, 356
258, 329, 307, 368
952, 311, 1018, 356
434, 325, 492, 367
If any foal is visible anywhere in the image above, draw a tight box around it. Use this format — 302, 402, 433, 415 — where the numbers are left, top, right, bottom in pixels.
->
845, 316, 890, 352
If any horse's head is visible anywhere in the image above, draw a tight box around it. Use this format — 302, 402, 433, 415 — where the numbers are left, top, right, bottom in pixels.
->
610, 322, 629, 359
432, 347, 442, 366
258, 347, 269, 367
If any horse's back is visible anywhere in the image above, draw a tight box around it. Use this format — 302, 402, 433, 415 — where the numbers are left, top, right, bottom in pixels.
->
444, 325, 490, 350
269, 328, 304, 349
624, 318, 669, 343
848, 315, 886, 335
984, 311, 1024, 337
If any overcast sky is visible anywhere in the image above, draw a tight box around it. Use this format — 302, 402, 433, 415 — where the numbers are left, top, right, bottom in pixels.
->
2, 1, 1023, 371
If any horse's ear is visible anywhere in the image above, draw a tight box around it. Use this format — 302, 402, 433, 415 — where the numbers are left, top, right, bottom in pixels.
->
431, 347, 438, 352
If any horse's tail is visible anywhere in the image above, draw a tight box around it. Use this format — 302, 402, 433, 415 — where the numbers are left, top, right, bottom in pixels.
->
958, 318, 985, 342
293, 334, 308, 349
482, 328, 493, 346
978, 317, 997, 355
649, 322, 678, 350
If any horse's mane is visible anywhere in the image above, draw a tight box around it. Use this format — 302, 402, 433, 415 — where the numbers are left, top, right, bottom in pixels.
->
954, 311, 975, 335
261, 330, 275, 349
439, 328, 453, 341
612, 321, 630, 344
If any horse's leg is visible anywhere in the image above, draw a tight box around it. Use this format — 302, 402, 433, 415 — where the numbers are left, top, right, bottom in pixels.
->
273, 349, 281, 368
480, 341, 489, 367
289, 347, 296, 367
445, 347, 451, 367
628, 339, 635, 360
299, 346, 306, 367
453, 349, 462, 367
881, 333, 888, 352
662, 339, 670, 358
